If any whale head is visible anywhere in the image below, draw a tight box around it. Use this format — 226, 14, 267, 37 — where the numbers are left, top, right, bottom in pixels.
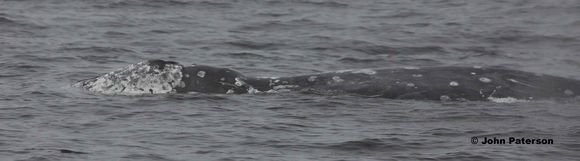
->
76, 59, 184, 95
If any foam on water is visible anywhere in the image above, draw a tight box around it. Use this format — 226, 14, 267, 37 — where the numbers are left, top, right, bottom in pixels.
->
487, 96, 529, 103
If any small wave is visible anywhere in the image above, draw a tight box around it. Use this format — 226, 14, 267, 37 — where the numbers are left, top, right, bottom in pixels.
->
61, 46, 136, 54
225, 40, 281, 50
430, 111, 526, 121
361, 9, 428, 19
0, 17, 16, 24
434, 151, 492, 160
566, 126, 580, 137
93, 0, 195, 9
122, 153, 172, 161
235, 18, 340, 32
77, 55, 126, 64
297, 1, 349, 8
0, 15, 46, 30
93, 0, 234, 9
326, 138, 409, 151
420, 128, 464, 137
477, 128, 552, 139
338, 57, 384, 63
354, 45, 447, 55
265, 0, 349, 8
145, 29, 186, 34
0, 74, 24, 78
328, 40, 447, 55
213, 52, 280, 60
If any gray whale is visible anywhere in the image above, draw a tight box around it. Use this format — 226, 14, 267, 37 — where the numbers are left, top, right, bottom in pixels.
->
76, 60, 580, 101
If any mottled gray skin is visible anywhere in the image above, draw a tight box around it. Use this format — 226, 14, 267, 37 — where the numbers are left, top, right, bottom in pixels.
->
176, 65, 252, 94
263, 67, 580, 101
123, 60, 580, 101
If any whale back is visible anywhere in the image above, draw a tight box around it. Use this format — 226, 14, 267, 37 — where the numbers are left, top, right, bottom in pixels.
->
176, 65, 251, 94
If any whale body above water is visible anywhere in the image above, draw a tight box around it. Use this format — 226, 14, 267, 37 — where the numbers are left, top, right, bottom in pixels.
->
76, 60, 580, 102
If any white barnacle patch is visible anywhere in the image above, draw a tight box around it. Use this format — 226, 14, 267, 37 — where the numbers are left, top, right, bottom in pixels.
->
412, 74, 423, 78
449, 81, 459, 86
246, 86, 259, 94
197, 71, 206, 78
470, 72, 476, 75
440, 95, 451, 101
220, 77, 226, 81
76, 60, 183, 95
351, 69, 377, 75
307, 76, 317, 82
272, 85, 299, 92
332, 76, 344, 83
234, 77, 244, 86
226, 89, 235, 94
564, 89, 574, 96
178, 81, 186, 88
507, 78, 518, 83
479, 77, 492, 83
404, 66, 420, 70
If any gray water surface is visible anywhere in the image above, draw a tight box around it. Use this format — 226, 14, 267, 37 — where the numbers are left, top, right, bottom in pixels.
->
1, 0, 580, 160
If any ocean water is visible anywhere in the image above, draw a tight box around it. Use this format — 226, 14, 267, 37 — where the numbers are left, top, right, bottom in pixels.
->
1, 0, 580, 160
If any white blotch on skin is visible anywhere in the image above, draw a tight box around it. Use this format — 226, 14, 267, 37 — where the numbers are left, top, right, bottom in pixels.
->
406, 83, 415, 87
197, 71, 206, 78
479, 77, 492, 83
473, 65, 482, 69
335, 69, 353, 73
220, 77, 225, 81
404, 66, 420, 70
246, 86, 260, 94
412, 74, 423, 78
487, 97, 527, 103
507, 78, 518, 83
234, 77, 243, 86
307, 76, 317, 82
456, 98, 467, 102
178, 81, 186, 88
351, 69, 377, 75
273, 85, 299, 90
226, 89, 234, 94
470, 72, 476, 75
564, 89, 574, 96
332, 76, 344, 83
449, 81, 459, 86
184, 74, 189, 78
440, 95, 451, 101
